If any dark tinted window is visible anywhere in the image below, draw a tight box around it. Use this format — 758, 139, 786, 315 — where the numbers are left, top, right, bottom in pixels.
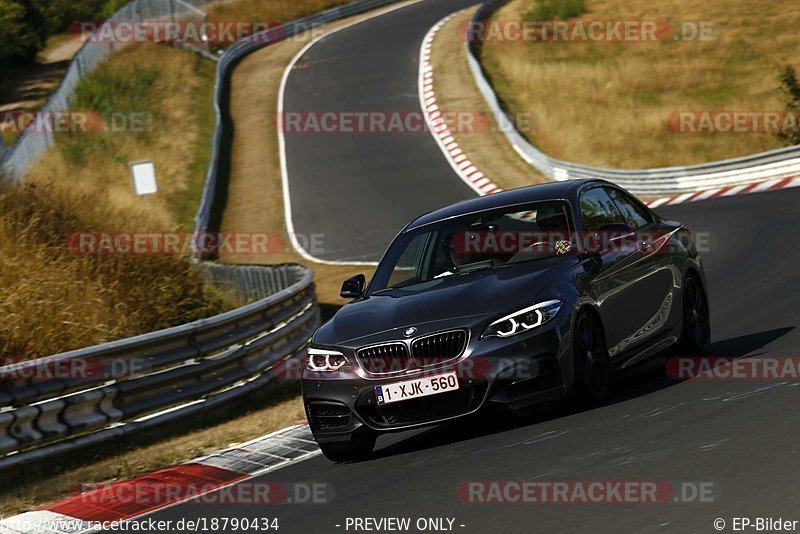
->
580, 188, 626, 232
369, 201, 573, 293
608, 188, 652, 229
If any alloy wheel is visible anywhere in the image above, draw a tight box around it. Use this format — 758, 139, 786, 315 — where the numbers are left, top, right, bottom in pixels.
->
574, 313, 610, 402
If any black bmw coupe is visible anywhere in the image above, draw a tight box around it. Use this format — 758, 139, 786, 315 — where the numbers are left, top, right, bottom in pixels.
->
302, 179, 710, 462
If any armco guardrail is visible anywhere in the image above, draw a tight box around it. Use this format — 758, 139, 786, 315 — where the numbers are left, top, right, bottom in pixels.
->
0, 263, 319, 473
466, 0, 800, 196
193, 0, 407, 257
0, 0, 212, 181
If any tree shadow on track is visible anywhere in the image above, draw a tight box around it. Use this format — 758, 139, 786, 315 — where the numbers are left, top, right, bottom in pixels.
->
367, 327, 794, 462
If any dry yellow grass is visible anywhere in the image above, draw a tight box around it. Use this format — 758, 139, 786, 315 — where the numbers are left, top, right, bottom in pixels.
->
0, 395, 306, 517
0, 42, 228, 361
430, 7, 546, 191
0, 182, 230, 361
480, 0, 800, 168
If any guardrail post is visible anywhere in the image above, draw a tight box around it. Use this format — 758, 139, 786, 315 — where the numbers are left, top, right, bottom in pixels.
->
33, 399, 68, 441
9, 406, 42, 446
0, 413, 19, 455
61, 388, 115, 434
99, 387, 123, 423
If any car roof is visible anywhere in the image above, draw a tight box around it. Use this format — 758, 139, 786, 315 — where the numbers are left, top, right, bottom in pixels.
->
406, 179, 607, 230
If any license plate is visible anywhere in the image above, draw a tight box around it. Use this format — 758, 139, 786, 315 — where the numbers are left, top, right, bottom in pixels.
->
375, 371, 459, 406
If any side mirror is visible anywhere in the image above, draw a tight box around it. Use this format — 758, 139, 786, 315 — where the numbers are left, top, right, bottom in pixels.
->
582, 251, 603, 273
340, 274, 366, 299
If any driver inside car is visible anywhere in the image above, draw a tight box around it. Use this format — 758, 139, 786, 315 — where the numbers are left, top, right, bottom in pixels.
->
434, 231, 478, 278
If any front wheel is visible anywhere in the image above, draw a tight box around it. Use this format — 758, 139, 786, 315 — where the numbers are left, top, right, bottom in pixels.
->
571, 311, 611, 404
318, 433, 376, 463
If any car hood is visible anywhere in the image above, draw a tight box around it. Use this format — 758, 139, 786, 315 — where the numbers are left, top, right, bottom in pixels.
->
314, 257, 577, 346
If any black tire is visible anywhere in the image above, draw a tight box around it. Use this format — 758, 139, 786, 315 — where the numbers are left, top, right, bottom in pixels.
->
572, 311, 611, 403
318, 433, 376, 463
678, 273, 711, 354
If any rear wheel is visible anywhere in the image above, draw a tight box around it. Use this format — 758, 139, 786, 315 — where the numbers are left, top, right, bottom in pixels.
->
318, 433, 376, 463
678, 273, 711, 353
572, 311, 610, 403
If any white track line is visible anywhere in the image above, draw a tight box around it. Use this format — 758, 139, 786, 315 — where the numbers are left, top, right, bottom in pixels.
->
278, 0, 428, 266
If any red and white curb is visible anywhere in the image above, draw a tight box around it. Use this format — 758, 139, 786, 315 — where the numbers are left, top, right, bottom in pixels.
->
422, 12, 800, 209
645, 176, 800, 208
0, 424, 319, 534
419, 12, 502, 197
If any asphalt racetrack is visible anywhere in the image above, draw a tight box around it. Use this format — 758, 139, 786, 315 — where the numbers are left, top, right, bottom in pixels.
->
282, 0, 478, 262
148, 0, 800, 531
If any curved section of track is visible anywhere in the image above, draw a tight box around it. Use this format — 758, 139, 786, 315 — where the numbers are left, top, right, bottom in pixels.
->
281, 0, 479, 263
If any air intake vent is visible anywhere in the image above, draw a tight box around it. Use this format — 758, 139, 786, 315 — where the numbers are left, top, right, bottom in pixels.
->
411, 330, 468, 368
308, 402, 351, 430
356, 343, 410, 375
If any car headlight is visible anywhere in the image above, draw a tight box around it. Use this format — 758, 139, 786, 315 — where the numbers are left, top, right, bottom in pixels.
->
482, 300, 563, 338
307, 348, 349, 372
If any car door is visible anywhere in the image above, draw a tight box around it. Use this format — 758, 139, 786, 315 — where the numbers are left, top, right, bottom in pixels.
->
605, 187, 678, 347
579, 186, 673, 358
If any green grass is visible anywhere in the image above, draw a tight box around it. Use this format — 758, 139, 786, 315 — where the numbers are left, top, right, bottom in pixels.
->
37, 43, 216, 223
524, 0, 586, 21
59, 63, 161, 166
73, 66, 161, 116
172, 56, 216, 230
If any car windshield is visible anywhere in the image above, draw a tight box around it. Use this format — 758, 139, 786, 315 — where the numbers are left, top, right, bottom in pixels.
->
369, 201, 573, 293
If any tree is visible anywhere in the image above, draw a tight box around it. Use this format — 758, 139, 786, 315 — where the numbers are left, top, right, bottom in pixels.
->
0, 0, 45, 68
0, 0, 118, 69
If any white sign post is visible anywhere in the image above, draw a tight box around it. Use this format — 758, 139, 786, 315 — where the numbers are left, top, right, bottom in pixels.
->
129, 160, 157, 207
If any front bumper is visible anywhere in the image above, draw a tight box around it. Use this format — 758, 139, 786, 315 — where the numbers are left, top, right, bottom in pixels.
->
302, 310, 573, 442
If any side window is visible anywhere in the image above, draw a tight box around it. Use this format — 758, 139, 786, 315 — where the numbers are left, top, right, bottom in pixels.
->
579, 187, 626, 232
607, 188, 652, 230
